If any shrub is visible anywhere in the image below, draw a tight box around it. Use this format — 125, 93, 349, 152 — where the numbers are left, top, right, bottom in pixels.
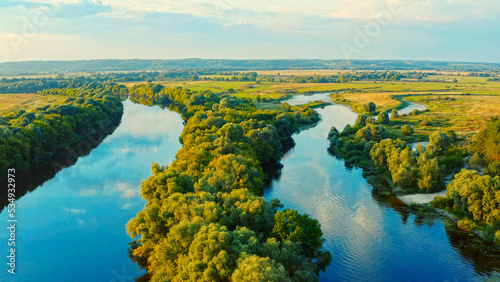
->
363, 102, 376, 113
420, 120, 431, 126
401, 125, 414, 136
390, 109, 399, 119
377, 111, 389, 124
430, 196, 453, 209
457, 217, 478, 230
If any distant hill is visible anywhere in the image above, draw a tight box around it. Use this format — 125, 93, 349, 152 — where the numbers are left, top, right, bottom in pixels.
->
1, 59, 499, 75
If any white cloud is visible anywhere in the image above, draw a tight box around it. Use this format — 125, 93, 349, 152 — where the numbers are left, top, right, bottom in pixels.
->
116, 182, 137, 199
0, 0, 499, 62
64, 208, 87, 214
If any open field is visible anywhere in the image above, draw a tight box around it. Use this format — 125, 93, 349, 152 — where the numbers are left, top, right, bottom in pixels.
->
118, 71, 499, 143
402, 94, 500, 140
0, 94, 37, 113
129, 74, 500, 99
0, 94, 67, 114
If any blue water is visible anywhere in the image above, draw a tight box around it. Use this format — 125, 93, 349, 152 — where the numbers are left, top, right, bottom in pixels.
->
264, 101, 499, 281
1, 96, 498, 281
0, 100, 184, 281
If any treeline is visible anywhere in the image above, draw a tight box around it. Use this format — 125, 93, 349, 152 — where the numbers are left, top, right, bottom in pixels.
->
0, 77, 89, 93
432, 117, 500, 244
0, 75, 132, 94
470, 116, 500, 164
293, 71, 430, 83
0, 83, 124, 174
0, 71, 261, 93
127, 84, 330, 281
327, 111, 462, 193
1, 59, 500, 75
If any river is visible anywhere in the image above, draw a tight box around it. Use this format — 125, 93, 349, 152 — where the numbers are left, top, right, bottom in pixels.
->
264, 96, 500, 281
398, 101, 427, 115
1, 96, 498, 281
0, 100, 185, 281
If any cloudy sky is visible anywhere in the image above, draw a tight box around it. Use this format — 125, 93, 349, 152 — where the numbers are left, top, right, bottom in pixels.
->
0, 0, 499, 63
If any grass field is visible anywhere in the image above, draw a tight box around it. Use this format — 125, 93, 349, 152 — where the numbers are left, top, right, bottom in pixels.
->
138, 74, 499, 99
0, 94, 68, 115
402, 94, 500, 140
119, 70, 499, 142
0, 94, 37, 113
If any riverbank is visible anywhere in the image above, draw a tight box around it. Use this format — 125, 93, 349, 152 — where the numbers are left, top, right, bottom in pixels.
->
397, 190, 447, 205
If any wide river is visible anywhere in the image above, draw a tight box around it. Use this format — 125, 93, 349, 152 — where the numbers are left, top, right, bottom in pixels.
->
1, 95, 499, 281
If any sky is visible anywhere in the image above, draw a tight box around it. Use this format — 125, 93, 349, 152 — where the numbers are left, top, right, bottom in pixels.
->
0, 0, 499, 63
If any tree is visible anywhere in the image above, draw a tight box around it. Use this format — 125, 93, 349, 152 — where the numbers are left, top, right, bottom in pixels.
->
416, 152, 444, 192
356, 127, 373, 141
470, 117, 500, 161
390, 109, 399, 119
377, 111, 389, 124
447, 169, 500, 224
327, 126, 339, 142
232, 256, 290, 282
355, 114, 368, 127
429, 131, 451, 154
367, 124, 385, 141
345, 140, 355, 151
174, 224, 260, 281
389, 147, 417, 189
363, 102, 376, 113
370, 138, 406, 168
445, 129, 458, 141
401, 125, 414, 136
272, 209, 325, 258
282, 102, 292, 112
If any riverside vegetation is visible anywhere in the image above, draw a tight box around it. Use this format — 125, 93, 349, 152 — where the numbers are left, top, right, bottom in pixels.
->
126, 84, 332, 281
326, 99, 500, 247
0, 83, 125, 176
1, 66, 500, 279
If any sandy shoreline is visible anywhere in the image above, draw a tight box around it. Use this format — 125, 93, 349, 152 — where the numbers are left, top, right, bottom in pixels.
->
397, 190, 448, 205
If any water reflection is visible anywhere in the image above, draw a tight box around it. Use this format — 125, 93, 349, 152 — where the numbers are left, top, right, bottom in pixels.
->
398, 102, 427, 115
0, 115, 122, 213
284, 92, 332, 106
0, 100, 184, 281
264, 96, 500, 281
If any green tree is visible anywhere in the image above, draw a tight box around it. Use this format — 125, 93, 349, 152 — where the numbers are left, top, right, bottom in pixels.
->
356, 127, 373, 141
401, 125, 414, 136
377, 111, 389, 124
355, 114, 368, 127
470, 116, 500, 161
232, 255, 290, 282
272, 209, 325, 258
416, 152, 444, 192
390, 109, 399, 119
282, 102, 292, 112
363, 102, 376, 113
429, 131, 451, 154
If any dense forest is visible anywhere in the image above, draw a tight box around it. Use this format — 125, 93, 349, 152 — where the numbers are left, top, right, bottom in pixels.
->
126, 84, 331, 281
0, 83, 125, 175
1, 59, 500, 75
